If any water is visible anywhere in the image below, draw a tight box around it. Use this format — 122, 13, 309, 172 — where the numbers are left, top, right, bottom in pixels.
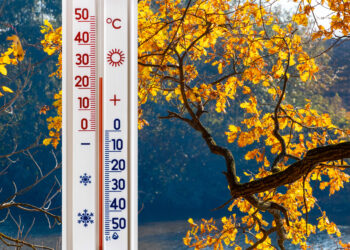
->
0, 220, 348, 249
139, 220, 350, 250
0, 218, 61, 249
0, 236, 61, 250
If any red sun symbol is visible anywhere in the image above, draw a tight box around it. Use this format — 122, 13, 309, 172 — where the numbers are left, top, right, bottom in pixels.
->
107, 49, 125, 67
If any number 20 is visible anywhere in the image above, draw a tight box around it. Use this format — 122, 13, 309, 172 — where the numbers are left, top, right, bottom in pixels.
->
75, 76, 89, 87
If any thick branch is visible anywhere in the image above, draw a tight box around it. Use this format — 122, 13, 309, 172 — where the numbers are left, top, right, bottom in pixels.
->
231, 142, 350, 198
177, 56, 239, 187
271, 40, 290, 171
137, 62, 178, 69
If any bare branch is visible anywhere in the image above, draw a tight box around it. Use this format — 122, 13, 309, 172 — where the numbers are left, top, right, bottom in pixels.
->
0, 232, 54, 250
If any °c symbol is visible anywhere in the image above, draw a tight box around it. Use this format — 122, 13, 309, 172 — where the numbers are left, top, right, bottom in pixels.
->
106, 18, 121, 29
112, 232, 119, 240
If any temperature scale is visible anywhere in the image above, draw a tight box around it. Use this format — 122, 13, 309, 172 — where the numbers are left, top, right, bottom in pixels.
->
62, 0, 138, 249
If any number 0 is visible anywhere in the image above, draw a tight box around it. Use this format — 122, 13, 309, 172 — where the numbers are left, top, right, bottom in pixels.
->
114, 119, 120, 130
81, 119, 88, 130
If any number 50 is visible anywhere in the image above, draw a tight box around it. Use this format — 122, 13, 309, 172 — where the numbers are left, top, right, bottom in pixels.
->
75, 8, 89, 20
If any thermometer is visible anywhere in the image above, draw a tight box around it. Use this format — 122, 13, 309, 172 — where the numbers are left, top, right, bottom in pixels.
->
62, 0, 138, 249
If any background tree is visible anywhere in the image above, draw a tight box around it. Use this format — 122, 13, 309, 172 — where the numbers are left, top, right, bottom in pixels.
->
0, 1, 62, 248
137, 0, 350, 249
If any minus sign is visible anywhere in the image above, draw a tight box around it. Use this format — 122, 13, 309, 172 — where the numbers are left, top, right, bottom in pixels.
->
81, 142, 91, 145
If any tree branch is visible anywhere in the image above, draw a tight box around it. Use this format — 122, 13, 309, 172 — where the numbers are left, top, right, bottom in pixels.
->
231, 142, 350, 199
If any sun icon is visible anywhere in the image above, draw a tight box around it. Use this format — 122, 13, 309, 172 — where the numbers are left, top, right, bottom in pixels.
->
107, 49, 125, 67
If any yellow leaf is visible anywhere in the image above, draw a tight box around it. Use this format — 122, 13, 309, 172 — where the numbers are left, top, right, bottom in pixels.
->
244, 149, 259, 160
272, 24, 280, 33
52, 139, 59, 149
188, 218, 195, 225
228, 124, 240, 133
275, 67, 285, 78
311, 173, 321, 181
300, 71, 310, 82
0, 65, 7, 75
228, 202, 235, 212
221, 216, 228, 223
43, 47, 56, 56
183, 231, 191, 246
262, 80, 270, 87
165, 92, 173, 102
218, 62, 223, 74
242, 86, 251, 94
292, 14, 308, 26
6, 35, 19, 43
7, 35, 25, 61
289, 55, 296, 66
243, 171, 251, 176
223, 237, 230, 245
268, 88, 277, 100
2, 86, 14, 93
43, 138, 52, 146
44, 19, 53, 29
226, 125, 241, 143
264, 157, 270, 167
320, 182, 328, 190
150, 87, 157, 96
268, 88, 276, 95
2, 56, 11, 64
312, 31, 323, 40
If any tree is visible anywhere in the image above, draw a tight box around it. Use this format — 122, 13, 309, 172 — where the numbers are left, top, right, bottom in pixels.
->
137, 0, 350, 249
0, 1, 62, 248
0, 35, 61, 249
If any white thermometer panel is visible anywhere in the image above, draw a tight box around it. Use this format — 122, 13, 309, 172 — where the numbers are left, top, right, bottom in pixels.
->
62, 0, 137, 249
72, 0, 97, 249
102, 0, 129, 248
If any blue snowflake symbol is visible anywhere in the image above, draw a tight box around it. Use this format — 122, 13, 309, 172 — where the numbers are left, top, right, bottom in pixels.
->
80, 173, 91, 186
77, 209, 94, 227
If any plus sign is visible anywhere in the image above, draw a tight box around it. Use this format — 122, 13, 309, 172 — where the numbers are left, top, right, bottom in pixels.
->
109, 94, 121, 106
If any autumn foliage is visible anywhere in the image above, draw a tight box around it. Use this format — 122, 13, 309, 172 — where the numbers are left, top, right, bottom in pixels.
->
0, 34, 23, 96
41, 20, 62, 149
137, 0, 350, 249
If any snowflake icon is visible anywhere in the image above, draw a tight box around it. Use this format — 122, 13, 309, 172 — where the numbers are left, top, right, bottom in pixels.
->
80, 173, 91, 186
77, 209, 94, 227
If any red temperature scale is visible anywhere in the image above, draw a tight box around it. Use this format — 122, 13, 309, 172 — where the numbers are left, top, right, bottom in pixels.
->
62, 0, 137, 249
